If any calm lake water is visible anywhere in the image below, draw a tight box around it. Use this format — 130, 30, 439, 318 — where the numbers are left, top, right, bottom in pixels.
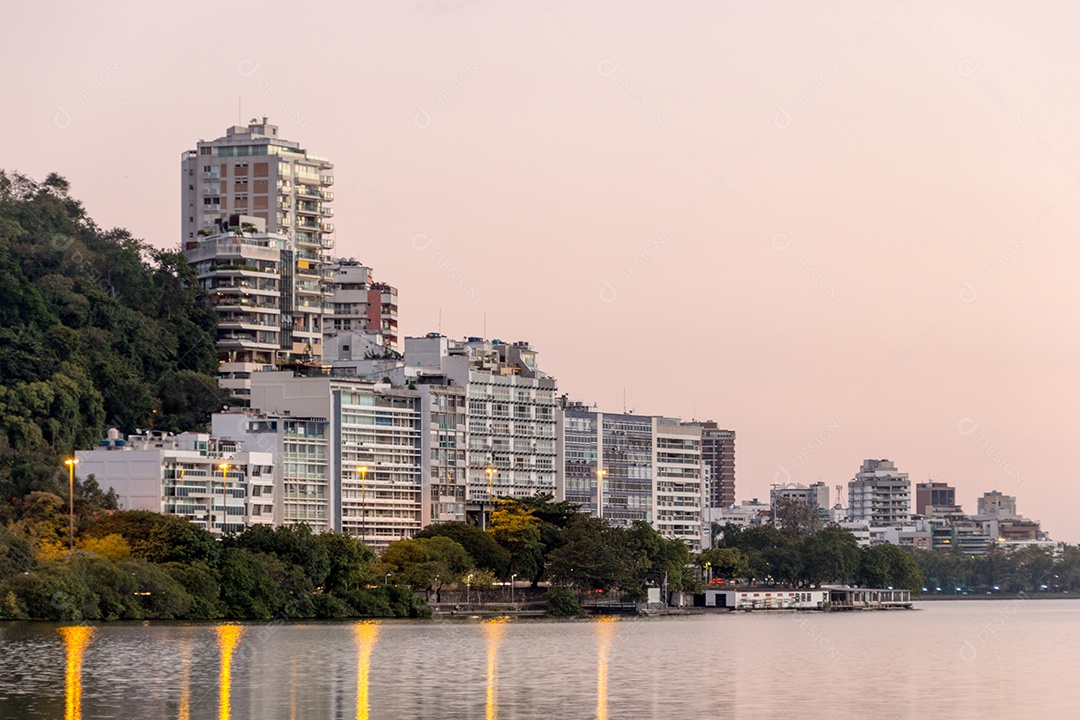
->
1, 600, 1077, 719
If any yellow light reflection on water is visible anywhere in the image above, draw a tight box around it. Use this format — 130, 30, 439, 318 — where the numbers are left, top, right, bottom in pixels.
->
483, 618, 509, 720
59, 625, 94, 720
178, 639, 191, 720
216, 625, 244, 720
594, 616, 617, 720
353, 621, 381, 720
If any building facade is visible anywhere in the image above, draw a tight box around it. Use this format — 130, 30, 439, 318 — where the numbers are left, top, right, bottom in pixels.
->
847, 459, 911, 525
696, 422, 736, 508
76, 429, 275, 538
402, 335, 559, 523
248, 372, 423, 550
326, 259, 399, 349
182, 119, 334, 370
915, 481, 957, 516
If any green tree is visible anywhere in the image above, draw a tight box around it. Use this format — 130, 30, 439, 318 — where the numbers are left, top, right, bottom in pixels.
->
698, 546, 751, 580
415, 521, 510, 578
858, 544, 924, 593
800, 527, 860, 585
488, 501, 544, 583
379, 536, 473, 601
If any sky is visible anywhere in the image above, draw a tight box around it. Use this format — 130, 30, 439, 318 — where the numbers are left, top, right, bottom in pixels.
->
4, 1, 1079, 540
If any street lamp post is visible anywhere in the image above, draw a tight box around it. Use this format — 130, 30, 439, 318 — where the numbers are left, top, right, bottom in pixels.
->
64, 458, 79, 551
595, 468, 607, 520
509, 573, 516, 604
357, 465, 368, 543
217, 462, 229, 536
483, 467, 495, 530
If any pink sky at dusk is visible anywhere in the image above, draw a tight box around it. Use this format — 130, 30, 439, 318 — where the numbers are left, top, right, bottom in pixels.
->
4, 1, 1078, 540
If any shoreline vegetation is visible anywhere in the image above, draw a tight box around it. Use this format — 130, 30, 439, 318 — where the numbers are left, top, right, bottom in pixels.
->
3, 173, 1079, 621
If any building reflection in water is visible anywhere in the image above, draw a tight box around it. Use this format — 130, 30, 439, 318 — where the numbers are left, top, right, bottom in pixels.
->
594, 617, 617, 720
483, 618, 508, 720
59, 625, 94, 720
178, 639, 191, 720
353, 621, 381, 720
216, 625, 244, 720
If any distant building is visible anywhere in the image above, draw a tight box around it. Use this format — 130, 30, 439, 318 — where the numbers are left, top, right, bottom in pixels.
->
325, 259, 399, 349
847, 459, 910, 526
76, 429, 275, 538
692, 422, 735, 509
915, 481, 957, 516
978, 491, 1018, 518
770, 482, 830, 520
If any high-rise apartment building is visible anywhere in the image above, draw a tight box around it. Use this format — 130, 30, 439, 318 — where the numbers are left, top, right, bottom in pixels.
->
181, 118, 334, 247
558, 403, 656, 526
402, 335, 559, 525
977, 490, 1018, 518
770, 482, 831, 517
695, 422, 735, 508
248, 372, 423, 551
847, 459, 911, 526
182, 119, 334, 372
326, 259, 399, 349
212, 412, 331, 532
557, 401, 706, 551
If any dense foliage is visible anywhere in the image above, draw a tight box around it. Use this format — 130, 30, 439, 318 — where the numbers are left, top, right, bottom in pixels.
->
714, 523, 924, 592
0, 171, 227, 510
0, 510, 429, 621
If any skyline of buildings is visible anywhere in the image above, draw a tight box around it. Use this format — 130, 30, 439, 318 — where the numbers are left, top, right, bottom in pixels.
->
70, 119, 1052, 553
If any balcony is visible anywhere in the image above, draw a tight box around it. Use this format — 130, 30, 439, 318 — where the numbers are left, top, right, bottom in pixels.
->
321, 175, 334, 185
320, 223, 334, 233
321, 207, 334, 217
320, 190, 334, 201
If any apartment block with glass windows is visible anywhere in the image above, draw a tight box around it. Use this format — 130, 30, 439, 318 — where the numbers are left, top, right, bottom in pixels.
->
181, 118, 333, 368
326, 259, 400, 350
76, 429, 275, 539
248, 372, 424, 551
212, 412, 331, 532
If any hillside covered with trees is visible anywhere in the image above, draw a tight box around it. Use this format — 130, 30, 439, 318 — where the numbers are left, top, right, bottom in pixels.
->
0, 171, 227, 513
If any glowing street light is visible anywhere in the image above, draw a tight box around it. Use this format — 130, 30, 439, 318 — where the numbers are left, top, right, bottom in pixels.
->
64, 457, 79, 551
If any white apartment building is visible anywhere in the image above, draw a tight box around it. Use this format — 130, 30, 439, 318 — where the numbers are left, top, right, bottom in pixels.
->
557, 402, 706, 551
847, 459, 911, 526
76, 429, 275, 538
248, 372, 423, 550
212, 413, 331, 532
655, 419, 705, 551
402, 335, 559, 526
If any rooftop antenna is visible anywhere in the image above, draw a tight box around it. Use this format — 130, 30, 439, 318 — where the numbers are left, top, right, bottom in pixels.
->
438, 307, 442, 334
238, 97, 241, 126
483, 312, 486, 340
623, 388, 626, 414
